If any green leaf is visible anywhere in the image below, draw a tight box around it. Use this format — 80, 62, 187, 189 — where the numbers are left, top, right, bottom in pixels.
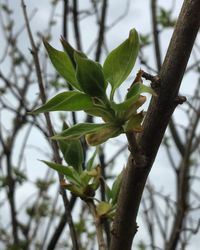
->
126, 82, 155, 99
43, 39, 80, 90
90, 165, 101, 191
103, 29, 139, 98
60, 36, 87, 67
52, 123, 109, 140
86, 149, 98, 171
59, 130, 84, 173
41, 161, 82, 186
96, 202, 112, 217
123, 95, 146, 121
105, 183, 112, 202
64, 184, 84, 197
112, 83, 155, 111
84, 107, 114, 122
85, 125, 122, 146
31, 91, 94, 114
111, 169, 124, 205
80, 168, 100, 189
80, 171, 91, 186
123, 112, 144, 133
158, 8, 176, 28
75, 52, 107, 97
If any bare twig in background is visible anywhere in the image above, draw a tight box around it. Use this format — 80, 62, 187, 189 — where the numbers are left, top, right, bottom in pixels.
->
151, 0, 162, 71
95, 0, 108, 61
72, 0, 82, 50
0, 0, 200, 249
63, 0, 69, 39
21, 1, 79, 249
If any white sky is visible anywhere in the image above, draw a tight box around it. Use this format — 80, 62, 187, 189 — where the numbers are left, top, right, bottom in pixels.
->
1, 0, 200, 249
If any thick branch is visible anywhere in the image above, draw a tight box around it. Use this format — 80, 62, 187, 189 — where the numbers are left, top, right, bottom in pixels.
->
151, 0, 185, 157
110, 1, 200, 249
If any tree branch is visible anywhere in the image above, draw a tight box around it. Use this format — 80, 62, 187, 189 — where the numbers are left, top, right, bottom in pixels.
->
166, 103, 200, 250
47, 196, 77, 250
169, 118, 185, 156
95, 0, 108, 61
72, 0, 82, 50
63, 0, 69, 39
151, 0, 185, 157
151, 0, 162, 71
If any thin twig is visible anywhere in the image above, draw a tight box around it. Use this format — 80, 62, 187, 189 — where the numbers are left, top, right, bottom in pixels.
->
151, 0, 162, 71
72, 0, 82, 50
63, 0, 69, 39
98, 146, 111, 247
95, 0, 108, 61
150, 0, 185, 157
21, 1, 79, 249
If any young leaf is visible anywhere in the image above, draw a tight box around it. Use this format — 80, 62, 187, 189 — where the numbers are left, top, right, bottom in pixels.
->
126, 82, 155, 99
96, 202, 112, 217
60, 36, 87, 67
80, 167, 101, 193
111, 169, 124, 205
31, 91, 94, 114
84, 107, 114, 122
124, 95, 146, 120
105, 183, 112, 202
112, 83, 155, 111
80, 171, 91, 186
86, 149, 98, 171
41, 161, 82, 186
103, 29, 139, 98
123, 111, 144, 133
75, 52, 107, 97
59, 138, 84, 173
63, 183, 84, 197
85, 125, 122, 146
52, 123, 110, 140
90, 165, 101, 191
43, 39, 81, 90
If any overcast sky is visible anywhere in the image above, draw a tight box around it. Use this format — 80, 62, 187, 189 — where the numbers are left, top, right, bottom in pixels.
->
1, 0, 200, 249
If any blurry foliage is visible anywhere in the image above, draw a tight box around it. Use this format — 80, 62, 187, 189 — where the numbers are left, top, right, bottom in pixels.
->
157, 7, 176, 28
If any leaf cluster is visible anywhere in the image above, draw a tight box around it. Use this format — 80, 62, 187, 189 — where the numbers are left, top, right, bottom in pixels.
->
32, 29, 155, 146
32, 28, 155, 219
